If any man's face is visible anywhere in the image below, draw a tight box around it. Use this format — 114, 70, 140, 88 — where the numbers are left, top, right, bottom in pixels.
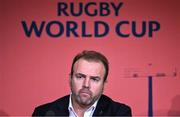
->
70, 59, 106, 107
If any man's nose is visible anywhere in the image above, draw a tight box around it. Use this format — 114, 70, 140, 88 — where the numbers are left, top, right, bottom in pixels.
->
83, 78, 90, 88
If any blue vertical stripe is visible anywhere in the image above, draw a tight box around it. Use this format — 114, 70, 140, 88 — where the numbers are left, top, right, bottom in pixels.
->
148, 76, 153, 117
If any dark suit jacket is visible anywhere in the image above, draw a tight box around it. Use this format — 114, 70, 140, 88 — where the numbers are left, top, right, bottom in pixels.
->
32, 94, 132, 116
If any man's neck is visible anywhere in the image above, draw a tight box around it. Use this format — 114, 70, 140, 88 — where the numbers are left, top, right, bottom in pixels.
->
71, 97, 91, 117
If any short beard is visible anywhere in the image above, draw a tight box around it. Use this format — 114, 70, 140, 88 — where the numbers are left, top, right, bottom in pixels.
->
72, 90, 102, 107
70, 82, 103, 107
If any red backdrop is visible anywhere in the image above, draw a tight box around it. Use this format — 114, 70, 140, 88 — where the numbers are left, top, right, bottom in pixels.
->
1, 0, 180, 116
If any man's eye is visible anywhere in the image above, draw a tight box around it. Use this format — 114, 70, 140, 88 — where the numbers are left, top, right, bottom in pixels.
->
76, 75, 83, 79
91, 78, 99, 82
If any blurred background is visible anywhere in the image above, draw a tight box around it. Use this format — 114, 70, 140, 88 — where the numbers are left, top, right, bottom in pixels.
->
0, 0, 180, 116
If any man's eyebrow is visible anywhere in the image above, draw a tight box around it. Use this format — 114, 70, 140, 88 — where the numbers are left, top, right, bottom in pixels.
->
90, 76, 101, 79
75, 73, 101, 79
75, 73, 86, 77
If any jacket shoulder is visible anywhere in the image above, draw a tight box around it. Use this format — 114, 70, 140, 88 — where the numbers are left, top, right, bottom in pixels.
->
94, 95, 132, 116
32, 95, 69, 116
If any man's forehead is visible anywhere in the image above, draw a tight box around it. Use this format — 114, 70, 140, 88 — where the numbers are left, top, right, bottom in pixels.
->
74, 58, 104, 67
72, 59, 106, 81
74, 59, 105, 73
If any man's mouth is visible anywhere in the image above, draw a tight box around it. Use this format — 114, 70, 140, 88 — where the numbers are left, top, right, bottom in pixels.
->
79, 89, 92, 96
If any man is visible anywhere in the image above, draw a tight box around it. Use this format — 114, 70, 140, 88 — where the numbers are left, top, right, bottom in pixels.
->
32, 50, 132, 116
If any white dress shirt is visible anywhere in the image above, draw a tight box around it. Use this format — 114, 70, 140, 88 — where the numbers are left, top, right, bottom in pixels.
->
68, 94, 98, 117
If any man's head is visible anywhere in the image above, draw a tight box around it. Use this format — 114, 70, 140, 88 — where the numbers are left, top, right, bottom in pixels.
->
69, 50, 109, 107
70, 50, 109, 82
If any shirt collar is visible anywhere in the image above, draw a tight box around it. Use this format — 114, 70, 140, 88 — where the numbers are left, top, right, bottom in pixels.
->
68, 93, 99, 116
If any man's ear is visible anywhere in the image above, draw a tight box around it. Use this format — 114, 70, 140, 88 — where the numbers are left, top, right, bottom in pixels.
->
104, 80, 107, 83
69, 74, 72, 83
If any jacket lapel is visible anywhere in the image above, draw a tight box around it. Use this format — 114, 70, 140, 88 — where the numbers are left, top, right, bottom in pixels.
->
93, 95, 109, 116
